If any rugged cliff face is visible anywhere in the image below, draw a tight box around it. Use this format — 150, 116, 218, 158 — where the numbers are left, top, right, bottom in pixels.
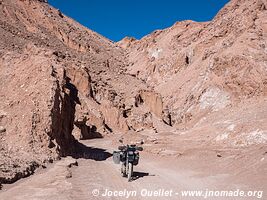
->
0, 0, 266, 185
0, 0, 148, 183
118, 0, 267, 149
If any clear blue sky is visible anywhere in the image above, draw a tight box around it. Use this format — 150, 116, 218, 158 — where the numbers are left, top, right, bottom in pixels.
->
49, 0, 230, 42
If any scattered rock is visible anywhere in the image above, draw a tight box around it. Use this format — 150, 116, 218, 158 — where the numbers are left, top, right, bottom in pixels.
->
217, 153, 222, 158
57, 9, 64, 18
0, 126, 6, 133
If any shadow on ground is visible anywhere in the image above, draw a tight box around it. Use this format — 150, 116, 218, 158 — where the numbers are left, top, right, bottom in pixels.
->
72, 141, 112, 161
132, 171, 155, 181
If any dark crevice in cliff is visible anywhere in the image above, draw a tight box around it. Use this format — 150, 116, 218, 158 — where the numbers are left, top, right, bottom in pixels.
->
51, 72, 79, 157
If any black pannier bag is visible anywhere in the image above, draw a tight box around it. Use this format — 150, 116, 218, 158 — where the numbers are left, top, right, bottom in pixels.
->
133, 153, 139, 165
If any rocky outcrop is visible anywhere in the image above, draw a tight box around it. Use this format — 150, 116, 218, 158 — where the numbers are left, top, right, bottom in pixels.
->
0, 0, 146, 184
136, 90, 163, 118
123, 0, 267, 131
0, 126, 6, 133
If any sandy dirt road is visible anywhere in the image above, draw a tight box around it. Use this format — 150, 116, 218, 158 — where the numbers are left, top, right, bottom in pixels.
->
0, 138, 265, 200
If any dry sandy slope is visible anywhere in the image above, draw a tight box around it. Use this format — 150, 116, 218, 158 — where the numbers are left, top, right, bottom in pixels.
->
0, 138, 266, 200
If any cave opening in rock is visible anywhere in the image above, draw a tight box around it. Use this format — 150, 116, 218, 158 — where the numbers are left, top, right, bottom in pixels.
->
185, 56, 190, 65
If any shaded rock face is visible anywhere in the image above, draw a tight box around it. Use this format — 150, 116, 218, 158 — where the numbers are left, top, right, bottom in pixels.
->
74, 122, 102, 140
50, 72, 79, 156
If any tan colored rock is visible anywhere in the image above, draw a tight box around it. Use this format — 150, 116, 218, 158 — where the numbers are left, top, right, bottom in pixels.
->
0, 126, 6, 133
139, 90, 163, 117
